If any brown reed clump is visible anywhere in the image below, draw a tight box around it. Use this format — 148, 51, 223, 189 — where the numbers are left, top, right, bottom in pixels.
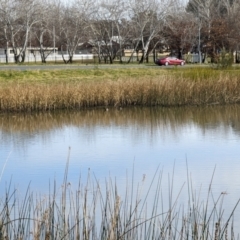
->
0, 68, 240, 112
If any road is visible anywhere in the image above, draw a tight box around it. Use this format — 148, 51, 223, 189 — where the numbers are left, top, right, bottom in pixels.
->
0, 64, 158, 71
0, 63, 208, 71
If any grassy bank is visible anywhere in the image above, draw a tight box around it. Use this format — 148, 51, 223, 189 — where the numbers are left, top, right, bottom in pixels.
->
0, 66, 240, 112
0, 161, 239, 240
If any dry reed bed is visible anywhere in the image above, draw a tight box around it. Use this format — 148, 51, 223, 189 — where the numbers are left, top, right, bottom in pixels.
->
0, 73, 240, 112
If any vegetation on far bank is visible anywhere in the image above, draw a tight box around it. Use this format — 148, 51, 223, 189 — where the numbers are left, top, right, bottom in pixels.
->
0, 66, 240, 112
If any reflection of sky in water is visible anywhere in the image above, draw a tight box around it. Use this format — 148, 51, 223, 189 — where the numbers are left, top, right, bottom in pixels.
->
0, 106, 240, 232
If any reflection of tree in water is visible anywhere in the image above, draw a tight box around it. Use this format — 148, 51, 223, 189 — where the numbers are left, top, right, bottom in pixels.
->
0, 104, 240, 142
190, 105, 240, 135
229, 115, 240, 134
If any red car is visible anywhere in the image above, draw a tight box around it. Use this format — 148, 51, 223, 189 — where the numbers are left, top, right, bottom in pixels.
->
155, 56, 185, 66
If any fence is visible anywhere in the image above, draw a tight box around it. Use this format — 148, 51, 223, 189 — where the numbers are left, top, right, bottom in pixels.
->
0, 54, 94, 64
183, 54, 201, 63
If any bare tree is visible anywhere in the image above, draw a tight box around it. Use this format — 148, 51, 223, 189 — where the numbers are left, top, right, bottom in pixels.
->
163, 10, 198, 58
0, 0, 42, 63
88, 0, 129, 64
31, 0, 55, 63
89, 19, 117, 64
126, 0, 174, 63
54, 0, 90, 63
186, 0, 240, 62
101, 0, 130, 63
219, 0, 240, 56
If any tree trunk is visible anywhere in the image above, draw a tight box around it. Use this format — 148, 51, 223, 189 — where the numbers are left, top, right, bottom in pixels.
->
5, 41, 8, 64
127, 39, 140, 64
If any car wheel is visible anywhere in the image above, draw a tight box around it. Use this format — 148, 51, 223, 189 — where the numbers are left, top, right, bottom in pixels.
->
165, 62, 169, 66
181, 61, 184, 66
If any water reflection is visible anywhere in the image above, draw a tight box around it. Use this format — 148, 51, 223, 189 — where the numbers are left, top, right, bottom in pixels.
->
0, 105, 240, 230
1, 104, 240, 137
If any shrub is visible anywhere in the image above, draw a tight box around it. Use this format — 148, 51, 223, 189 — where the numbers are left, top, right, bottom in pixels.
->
211, 48, 234, 69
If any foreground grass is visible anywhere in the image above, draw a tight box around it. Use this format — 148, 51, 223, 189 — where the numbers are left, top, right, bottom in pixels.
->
0, 160, 239, 240
0, 66, 240, 112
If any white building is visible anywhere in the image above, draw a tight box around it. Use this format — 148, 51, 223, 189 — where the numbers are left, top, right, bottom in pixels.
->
0, 47, 93, 63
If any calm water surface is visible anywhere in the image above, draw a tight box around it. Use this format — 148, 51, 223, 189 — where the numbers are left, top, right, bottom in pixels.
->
0, 105, 240, 228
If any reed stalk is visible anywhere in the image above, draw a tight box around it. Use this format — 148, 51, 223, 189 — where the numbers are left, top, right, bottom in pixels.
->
0, 162, 238, 240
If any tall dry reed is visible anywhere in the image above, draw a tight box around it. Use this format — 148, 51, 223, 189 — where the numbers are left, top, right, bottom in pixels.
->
0, 72, 240, 112
0, 160, 239, 240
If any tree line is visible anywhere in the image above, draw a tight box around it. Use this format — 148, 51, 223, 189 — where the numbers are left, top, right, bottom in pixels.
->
0, 0, 239, 64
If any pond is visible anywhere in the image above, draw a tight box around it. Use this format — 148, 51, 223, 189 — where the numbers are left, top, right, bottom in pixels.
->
0, 105, 240, 234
